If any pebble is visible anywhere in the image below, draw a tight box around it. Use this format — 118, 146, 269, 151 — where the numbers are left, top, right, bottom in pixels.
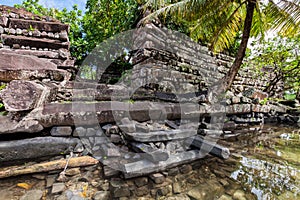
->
20, 190, 43, 200
134, 177, 148, 187
46, 175, 57, 188
65, 168, 81, 176
149, 173, 165, 184
233, 190, 246, 200
52, 183, 65, 194
93, 191, 110, 200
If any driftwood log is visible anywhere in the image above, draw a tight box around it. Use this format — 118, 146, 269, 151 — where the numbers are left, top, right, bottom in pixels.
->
0, 156, 98, 179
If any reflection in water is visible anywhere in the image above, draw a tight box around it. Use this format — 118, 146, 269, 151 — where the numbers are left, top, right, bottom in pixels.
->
231, 156, 300, 200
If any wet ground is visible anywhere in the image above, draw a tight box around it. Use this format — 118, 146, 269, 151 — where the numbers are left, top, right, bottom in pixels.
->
0, 124, 299, 200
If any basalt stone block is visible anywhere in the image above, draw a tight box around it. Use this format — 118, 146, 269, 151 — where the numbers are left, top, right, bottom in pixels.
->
149, 173, 165, 184
0, 80, 57, 111
0, 137, 81, 163
50, 126, 73, 136
0, 52, 57, 70
0, 68, 68, 82
0, 48, 61, 59
0, 16, 8, 27
110, 179, 131, 198
9, 18, 70, 33
1, 34, 70, 50
124, 129, 197, 142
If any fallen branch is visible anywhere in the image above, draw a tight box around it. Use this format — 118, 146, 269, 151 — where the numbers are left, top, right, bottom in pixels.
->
0, 156, 99, 179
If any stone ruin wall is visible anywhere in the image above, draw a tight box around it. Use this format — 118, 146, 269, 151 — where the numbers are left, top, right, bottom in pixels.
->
128, 24, 284, 98
0, 6, 296, 200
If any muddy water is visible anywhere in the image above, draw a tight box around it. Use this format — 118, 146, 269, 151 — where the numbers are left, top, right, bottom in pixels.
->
228, 125, 300, 200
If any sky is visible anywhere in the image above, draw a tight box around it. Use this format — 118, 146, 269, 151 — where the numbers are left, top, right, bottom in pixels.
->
1, 0, 86, 11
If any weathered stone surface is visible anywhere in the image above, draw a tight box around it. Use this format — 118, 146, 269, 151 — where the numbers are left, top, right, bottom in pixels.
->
110, 134, 122, 143
125, 129, 197, 142
0, 52, 57, 70
0, 115, 43, 134
231, 96, 241, 104
226, 104, 252, 114
123, 150, 206, 178
0, 80, 57, 111
1, 34, 70, 50
166, 194, 190, 200
0, 5, 60, 23
135, 185, 149, 196
73, 127, 86, 137
49, 59, 75, 68
233, 190, 246, 200
93, 191, 110, 200
0, 137, 80, 162
187, 180, 224, 200
0, 16, 8, 27
0, 48, 68, 59
20, 190, 43, 200
185, 136, 230, 159
130, 142, 169, 162
110, 179, 131, 198
149, 173, 165, 184
9, 18, 70, 33
0, 68, 69, 82
51, 183, 65, 194
134, 177, 148, 187
50, 126, 73, 136
119, 117, 136, 133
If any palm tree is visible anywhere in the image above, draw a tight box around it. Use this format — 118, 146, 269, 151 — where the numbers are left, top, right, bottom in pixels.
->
143, 0, 300, 94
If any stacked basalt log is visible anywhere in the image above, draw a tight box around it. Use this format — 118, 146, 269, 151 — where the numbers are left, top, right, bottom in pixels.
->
0, 5, 79, 166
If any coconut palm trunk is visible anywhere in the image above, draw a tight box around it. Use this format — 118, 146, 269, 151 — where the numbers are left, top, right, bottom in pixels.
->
221, 0, 256, 93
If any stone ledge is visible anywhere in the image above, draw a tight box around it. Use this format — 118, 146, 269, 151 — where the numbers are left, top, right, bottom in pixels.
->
1, 34, 70, 50
9, 18, 69, 33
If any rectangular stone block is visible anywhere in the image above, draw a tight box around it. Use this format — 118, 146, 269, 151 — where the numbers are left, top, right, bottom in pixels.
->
9, 18, 70, 33
1, 34, 70, 50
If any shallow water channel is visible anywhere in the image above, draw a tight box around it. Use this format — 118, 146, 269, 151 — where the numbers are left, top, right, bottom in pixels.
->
228, 125, 300, 200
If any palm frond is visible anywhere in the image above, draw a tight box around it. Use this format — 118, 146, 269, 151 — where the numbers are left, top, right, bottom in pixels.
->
210, 1, 247, 52
267, 0, 300, 36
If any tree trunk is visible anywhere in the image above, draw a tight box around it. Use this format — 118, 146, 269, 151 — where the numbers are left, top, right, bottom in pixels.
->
222, 0, 256, 92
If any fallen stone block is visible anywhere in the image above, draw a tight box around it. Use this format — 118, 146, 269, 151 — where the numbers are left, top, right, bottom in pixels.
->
0, 80, 57, 111
130, 142, 169, 163
0, 137, 81, 163
122, 150, 205, 178
0, 115, 43, 134
124, 129, 197, 142
185, 135, 230, 159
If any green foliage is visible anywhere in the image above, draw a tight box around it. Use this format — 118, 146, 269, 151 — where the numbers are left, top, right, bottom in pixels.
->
247, 36, 300, 96
143, 0, 300, 53
259, 98, 269, 105
0, 84, 6, 91
284, 93, 297, 101
83, 0, 140, 53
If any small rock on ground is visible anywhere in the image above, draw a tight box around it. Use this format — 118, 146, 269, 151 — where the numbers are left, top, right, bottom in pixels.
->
20, 190, 43, 200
